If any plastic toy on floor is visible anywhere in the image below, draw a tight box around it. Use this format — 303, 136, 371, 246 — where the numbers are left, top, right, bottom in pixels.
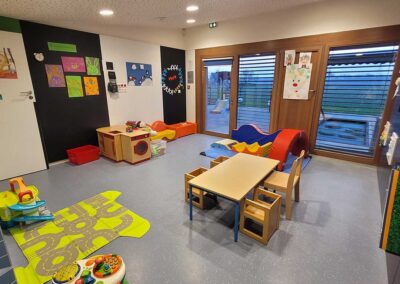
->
231, 124, 281, 145
268, 129, 309, 171
208, 124, 309, 170
0, 177, 54, 229
232, 141, 272, 156
165, 121, 197, 138
150, 120, 176, 141
52, 254, 127, 284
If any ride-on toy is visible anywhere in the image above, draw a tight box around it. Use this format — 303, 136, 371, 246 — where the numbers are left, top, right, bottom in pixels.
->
0, 177, 54, 229
52, 254, 128, 284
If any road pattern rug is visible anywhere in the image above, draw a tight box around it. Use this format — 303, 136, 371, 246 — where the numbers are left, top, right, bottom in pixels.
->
11, 191, 150, 284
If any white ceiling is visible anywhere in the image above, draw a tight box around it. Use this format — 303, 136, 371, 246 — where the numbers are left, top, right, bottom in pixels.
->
0, 0, 326, 29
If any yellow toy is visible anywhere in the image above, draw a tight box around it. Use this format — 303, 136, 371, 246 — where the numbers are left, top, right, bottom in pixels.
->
150, 120, 176, 141
0, 177, 54, 228
232, 142, 272, 157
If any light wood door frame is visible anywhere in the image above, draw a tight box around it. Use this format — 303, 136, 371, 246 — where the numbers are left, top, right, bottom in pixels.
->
200, 56, 238, 138
195, 25, 400, 165
273, 46, 324, 137
311, 41, 400, 165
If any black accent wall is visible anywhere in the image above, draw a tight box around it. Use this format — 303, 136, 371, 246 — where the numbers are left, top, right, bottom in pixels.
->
160, 46, 186, 124
20, 21, 109, 163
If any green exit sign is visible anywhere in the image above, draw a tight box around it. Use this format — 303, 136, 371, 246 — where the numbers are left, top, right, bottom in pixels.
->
209, 22, 217, 28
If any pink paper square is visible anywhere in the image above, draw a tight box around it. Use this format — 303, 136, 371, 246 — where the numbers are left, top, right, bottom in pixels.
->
61, 56, 86, 72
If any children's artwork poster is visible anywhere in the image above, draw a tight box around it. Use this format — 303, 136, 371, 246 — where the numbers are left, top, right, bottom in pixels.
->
83, 76, 99, 96
0, 48, 17, 79
284, 50, 295, 66
61, 56, 86, 73
161, 64, 184, 95
126, 62, 153, 86
45, 64, 66, 87
66, 75, 84, 98
85, 57, 101, 76
283, 64, 313, 100
299, 52, 312, 68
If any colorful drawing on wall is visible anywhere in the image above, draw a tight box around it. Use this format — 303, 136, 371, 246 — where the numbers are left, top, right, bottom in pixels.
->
66, 75, 83, 98
126, 62, 153, 86
61, 56, 86, 72
45, 64, 66, 87
85, 57, 101, 76
283, 64, 312, 100
299, 52, 312, 68
47, 42, 77, 53
284, 50, 295, 66
381, 169, 400, 255
161, 64, 184, 95
83, 76, 99, 96
0, 47, 17, 79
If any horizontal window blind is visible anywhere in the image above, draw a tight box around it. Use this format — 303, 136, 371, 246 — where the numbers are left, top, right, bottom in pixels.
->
237, 54, 276, 131
316, 44, 398, 156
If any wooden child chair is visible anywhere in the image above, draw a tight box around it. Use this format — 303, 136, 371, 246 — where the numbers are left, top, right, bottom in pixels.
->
240, 187, 281, 244
263, 150, 305, 220
184, 167, 208, 209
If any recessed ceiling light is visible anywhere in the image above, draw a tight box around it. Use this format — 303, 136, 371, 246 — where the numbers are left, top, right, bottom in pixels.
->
99, 9, 114, 16
187, 19, 196, 24
186, 5, 199, 12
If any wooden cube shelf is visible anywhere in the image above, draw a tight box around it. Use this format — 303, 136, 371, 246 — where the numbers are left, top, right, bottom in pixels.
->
184, 167, 208, 209
210, 156, 230, 168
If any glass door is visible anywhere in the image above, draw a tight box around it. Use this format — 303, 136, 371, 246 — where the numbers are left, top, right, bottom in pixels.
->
316, 44, 398, 157
237, 53, 276, 132
203, 58, 233, 135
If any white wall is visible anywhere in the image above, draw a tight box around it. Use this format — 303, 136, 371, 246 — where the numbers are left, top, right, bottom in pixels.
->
184, 0, 400, 121
100, 35, 164, 125
185, 49, 196, 122
184, 0, 400, 50
41, 20, 186, 49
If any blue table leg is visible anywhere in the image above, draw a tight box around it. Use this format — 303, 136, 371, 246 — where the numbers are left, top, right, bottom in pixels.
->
189, 185, 193, 221
234, 202, 240, 242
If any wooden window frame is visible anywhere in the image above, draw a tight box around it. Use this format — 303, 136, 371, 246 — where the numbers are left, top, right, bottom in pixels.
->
195, 25, 400, 165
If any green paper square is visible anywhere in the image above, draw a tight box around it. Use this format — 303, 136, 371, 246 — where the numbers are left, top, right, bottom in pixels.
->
85, 57, 101, 76
65, 76, 83, 98
47, 42, 77, 53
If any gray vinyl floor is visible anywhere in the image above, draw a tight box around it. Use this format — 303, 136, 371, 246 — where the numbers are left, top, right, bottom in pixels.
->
0, 134, 389, 283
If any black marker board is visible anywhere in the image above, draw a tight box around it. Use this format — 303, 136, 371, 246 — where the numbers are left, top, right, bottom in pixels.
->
160, 46, 186, 124
20, 21, 109, 163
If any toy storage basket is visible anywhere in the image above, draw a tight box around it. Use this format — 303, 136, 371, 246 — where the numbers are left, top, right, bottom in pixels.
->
150, 139, 167, 157
67, 145, 100, 165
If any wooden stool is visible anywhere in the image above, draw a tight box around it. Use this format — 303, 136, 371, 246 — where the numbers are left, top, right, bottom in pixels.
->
240, 187, 281, 244
210, 156, 230, 168
184, 167, 208, 209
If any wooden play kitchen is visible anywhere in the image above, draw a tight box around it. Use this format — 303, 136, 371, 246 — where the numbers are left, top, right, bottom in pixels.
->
97, 125, 125, 162
96, 125, 151, 164
120, 130, 151, 164
188, 153, 280, 242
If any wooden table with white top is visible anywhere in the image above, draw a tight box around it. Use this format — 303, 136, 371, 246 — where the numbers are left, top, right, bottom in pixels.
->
189, 153, 279, 242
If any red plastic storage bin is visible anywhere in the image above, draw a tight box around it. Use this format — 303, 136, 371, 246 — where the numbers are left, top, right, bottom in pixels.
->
67, 145, 100, 165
